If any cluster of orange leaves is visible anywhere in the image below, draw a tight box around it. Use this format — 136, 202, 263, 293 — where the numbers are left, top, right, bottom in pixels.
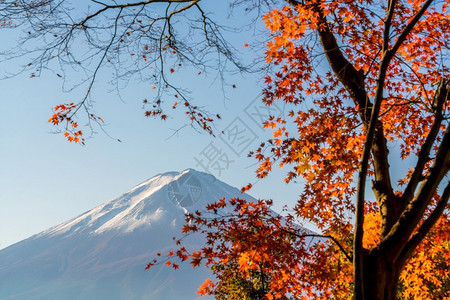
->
258, 0, 448, 233
48, 103, 84, 143
147, 197, 448, 299
148, 198, 322, 298
48, 103, 105, 143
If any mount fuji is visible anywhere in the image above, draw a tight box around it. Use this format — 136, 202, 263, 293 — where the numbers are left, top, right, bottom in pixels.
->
0, 169, 257, 300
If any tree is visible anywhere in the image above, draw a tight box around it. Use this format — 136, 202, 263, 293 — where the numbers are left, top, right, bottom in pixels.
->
256, 1, 449, 298
148, 1, 449, 298
1, 0, 448, 299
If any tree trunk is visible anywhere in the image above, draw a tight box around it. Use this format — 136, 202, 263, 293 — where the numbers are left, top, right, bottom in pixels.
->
360, 252, 401, 300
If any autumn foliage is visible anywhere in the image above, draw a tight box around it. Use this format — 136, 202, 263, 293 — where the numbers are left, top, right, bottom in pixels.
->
47, 102, 106, 144
14, 0, 447, 298
146, 0, 448, 299
147, 198, 448, 299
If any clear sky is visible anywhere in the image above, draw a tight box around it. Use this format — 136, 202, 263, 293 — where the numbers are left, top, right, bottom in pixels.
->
0, 0, 421, 250
0, 1, 305, 249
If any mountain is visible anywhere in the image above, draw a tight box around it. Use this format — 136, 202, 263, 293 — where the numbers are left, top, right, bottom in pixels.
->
0, 169, 257, 300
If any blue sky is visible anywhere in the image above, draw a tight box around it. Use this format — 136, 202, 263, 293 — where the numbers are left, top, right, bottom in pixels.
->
0, 0, 424, 250
0, 62, 305, 250
0, 0, 429, 251
0, 2, 306, 249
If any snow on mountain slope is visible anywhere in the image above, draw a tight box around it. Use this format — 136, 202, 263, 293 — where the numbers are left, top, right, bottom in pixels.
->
0, 169, 256, 300
35, 169, 255, 237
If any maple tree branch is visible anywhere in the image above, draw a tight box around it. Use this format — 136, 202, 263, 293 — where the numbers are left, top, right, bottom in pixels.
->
307, 3, 375, 296
394, 54, 432, 105
284, 0, 301, 7
365, 0, 433, 234
382, 0, 397, 52
403, 80, 449, 203
388, 0, 433, 57
353, 0, 436, 256
381, 124, 450, 262
310, 3, 394, 206
352, 0, 431, 295
276, 227, 353, 262
301, 234, 353, 262
364, 0, 436, 245
311, 1, 417, 294
398, 181, 449, 267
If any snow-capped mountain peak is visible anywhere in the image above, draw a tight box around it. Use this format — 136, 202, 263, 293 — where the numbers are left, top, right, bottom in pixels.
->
1, 169, 257, 300
39, 169, 249, 238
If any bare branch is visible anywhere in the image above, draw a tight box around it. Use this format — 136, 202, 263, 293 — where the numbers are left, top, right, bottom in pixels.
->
0, 0, 257, 136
